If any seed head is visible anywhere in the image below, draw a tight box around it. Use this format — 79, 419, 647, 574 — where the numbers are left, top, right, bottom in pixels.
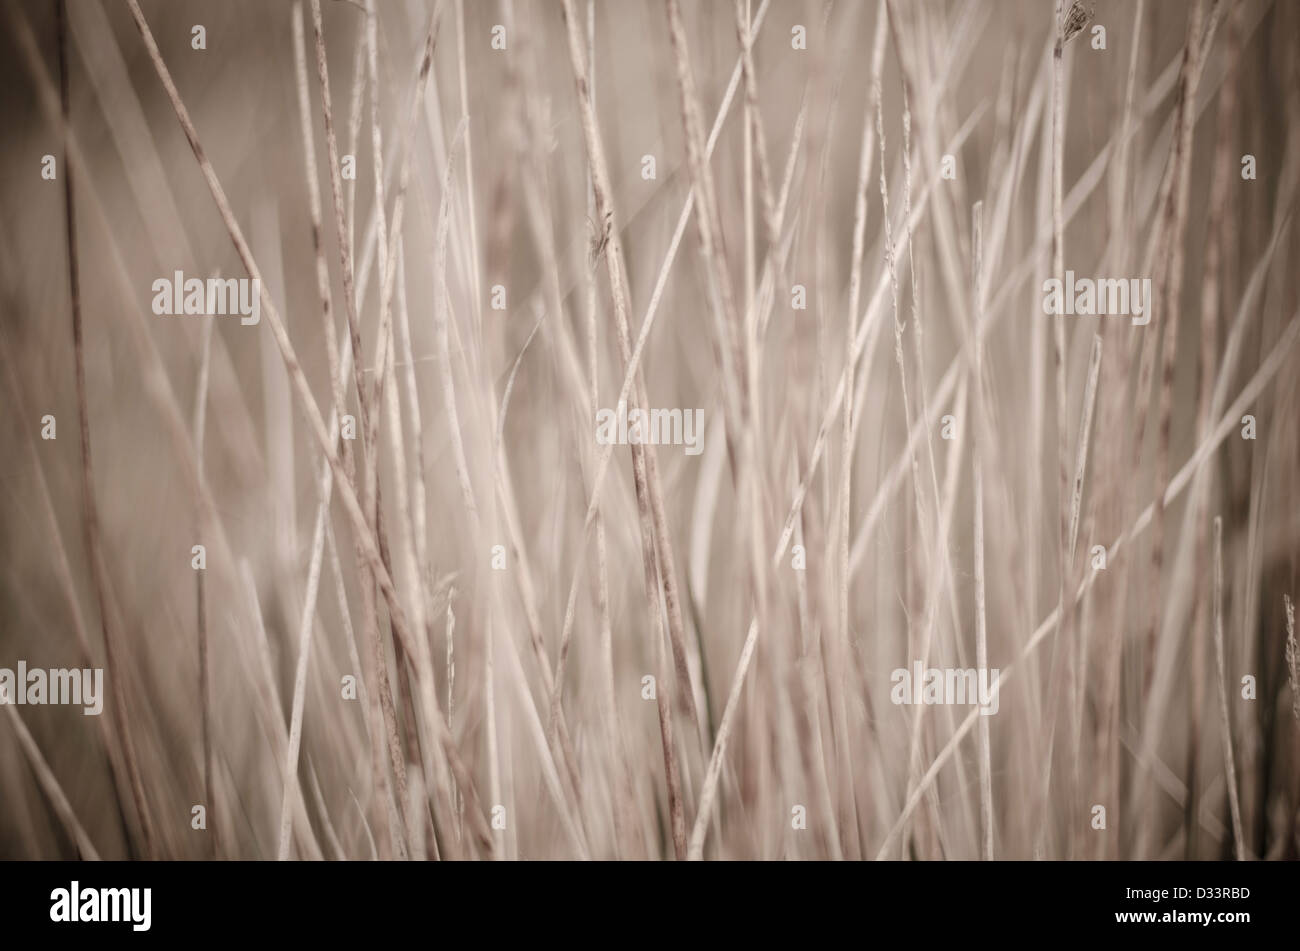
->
1062, 0, 1095, 45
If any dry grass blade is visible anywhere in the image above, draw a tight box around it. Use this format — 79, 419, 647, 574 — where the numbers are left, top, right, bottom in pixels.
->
1212, 517, 1245, 859
56, 0, 155, 859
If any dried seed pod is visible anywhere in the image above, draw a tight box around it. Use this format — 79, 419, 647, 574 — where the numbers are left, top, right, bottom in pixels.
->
1062, 0, 1094, 44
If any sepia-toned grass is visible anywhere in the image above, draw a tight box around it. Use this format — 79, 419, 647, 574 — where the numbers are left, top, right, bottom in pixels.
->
0, 0, 1298, 861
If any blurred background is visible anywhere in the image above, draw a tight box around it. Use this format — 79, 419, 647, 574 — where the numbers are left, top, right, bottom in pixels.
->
1, 0, 1297, 860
